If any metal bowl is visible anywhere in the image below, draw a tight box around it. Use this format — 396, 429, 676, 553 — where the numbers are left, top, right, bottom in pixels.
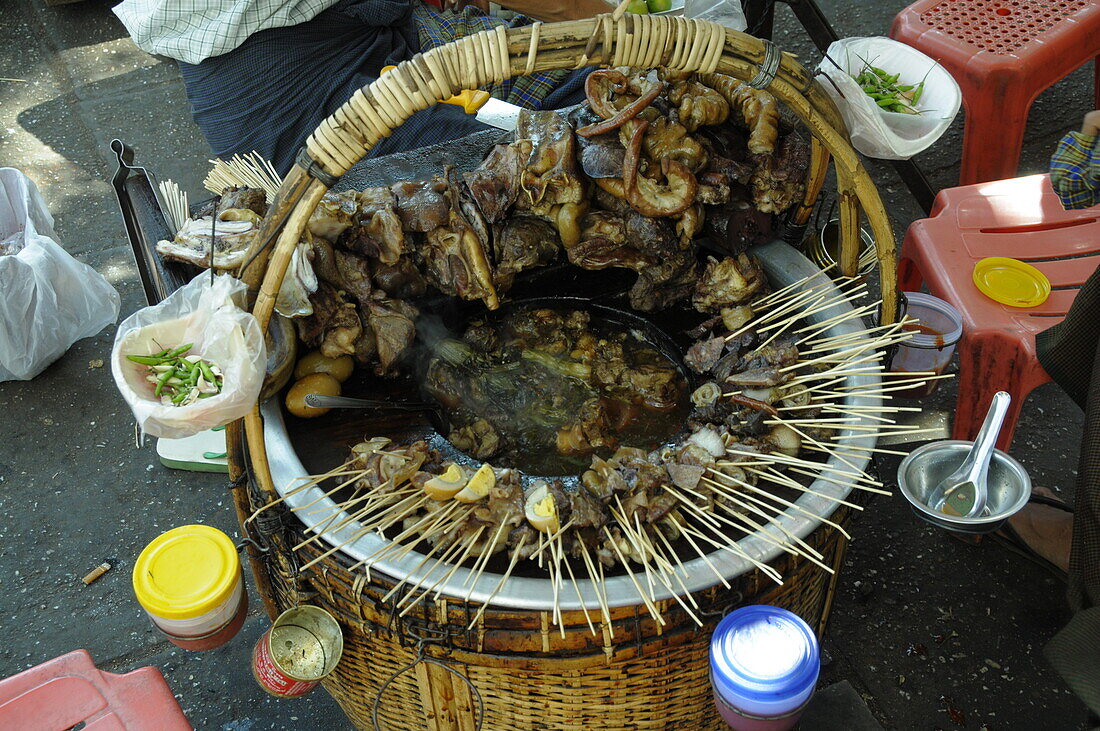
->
898, 440, 1031, 534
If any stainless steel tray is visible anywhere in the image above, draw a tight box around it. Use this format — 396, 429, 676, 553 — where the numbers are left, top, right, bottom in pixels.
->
263, 240, 880, 611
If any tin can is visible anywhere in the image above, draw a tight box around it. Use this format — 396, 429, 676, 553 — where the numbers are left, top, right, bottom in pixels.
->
133, 525, 248, 651
803, 218, 876, 282
252, 606, 344, 698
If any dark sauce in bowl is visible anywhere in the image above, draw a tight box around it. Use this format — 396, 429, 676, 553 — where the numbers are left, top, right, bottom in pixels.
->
424, 305, 690, 476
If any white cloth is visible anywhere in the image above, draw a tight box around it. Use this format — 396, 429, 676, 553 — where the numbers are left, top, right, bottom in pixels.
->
112, 0, 342, 64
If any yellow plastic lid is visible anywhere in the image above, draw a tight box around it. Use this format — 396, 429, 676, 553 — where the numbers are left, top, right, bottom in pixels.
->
972, 257, 1050, 308
132, 525, 240, 620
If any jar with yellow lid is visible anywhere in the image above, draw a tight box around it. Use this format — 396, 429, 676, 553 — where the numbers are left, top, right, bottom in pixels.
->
133, 524, 248, 651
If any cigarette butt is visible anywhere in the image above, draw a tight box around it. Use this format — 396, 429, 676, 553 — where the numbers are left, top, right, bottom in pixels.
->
82, 562, 112, 585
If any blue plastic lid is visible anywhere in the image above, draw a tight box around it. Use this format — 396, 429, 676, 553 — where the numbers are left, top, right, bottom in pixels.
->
710, 605, 820, 711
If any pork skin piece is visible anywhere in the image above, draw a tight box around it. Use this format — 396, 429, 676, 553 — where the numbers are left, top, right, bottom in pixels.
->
340, 190, 405, 265
364, 295, 418, 375
392, 177, 449, 232
751, 131, 810, 214
371, 257, 427, 299
464, 142, 527, 223
515, 110, 585, 214
334, 249, 373, 306
307, 190, 358, 241
296, 281, 362, 358
217, 186, 268, 217
422, 168, 498, 308
491, 215, 560, 290
692, 254, 767, 312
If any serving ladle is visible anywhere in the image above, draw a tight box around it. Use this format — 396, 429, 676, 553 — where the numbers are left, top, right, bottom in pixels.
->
925, 391, 1011, 518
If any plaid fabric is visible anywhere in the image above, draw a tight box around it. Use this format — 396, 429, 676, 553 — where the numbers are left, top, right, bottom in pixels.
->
113, 0, 341, 64
413, 4, 571, 109
1049, 131, 1100, 210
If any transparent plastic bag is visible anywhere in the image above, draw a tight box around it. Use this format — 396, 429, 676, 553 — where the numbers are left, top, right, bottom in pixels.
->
111, 272, 266, 438
684, 0, 746, 31
0, 169, 120, 381
816, 37, 961, 160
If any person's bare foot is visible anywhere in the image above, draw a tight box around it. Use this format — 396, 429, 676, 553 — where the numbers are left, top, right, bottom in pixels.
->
1003, 486, 1073, 574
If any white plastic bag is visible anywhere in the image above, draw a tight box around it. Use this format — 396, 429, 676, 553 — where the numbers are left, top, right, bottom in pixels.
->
111, 272, 266, 438
816, 37, 961, 160
0, 169, 120, 381
684, 0, 746, 31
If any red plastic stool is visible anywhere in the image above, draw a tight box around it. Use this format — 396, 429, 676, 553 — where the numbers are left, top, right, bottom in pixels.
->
899, 174, 1100, 450
891, 0, 1100, 186
0, 649, 190, 731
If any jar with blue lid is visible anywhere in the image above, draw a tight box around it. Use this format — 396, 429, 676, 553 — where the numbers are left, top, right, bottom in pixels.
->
710, 605, 820, 730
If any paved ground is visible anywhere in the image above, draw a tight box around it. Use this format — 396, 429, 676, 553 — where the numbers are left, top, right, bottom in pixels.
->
0, 0, 1092, 728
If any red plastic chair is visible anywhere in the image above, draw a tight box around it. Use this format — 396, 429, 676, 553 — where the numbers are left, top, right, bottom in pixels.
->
891, 0, 1100, 186
0, 650, 190, 731
899, 174, 1100, 450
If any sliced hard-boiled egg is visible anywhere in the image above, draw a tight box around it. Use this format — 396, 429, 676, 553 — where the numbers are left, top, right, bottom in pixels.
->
423, 463, 468, 501
454, 463, 495, 503
524, 481, 560, 534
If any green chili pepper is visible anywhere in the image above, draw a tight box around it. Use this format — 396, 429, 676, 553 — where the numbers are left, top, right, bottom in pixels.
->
876, 98, 898, 108
171, 389, 190, 404
127, 355, 167, 366
198, 360, 217, 384
911, 82, 924, 103
154, 369, 173, 397
166, 343, 193, 358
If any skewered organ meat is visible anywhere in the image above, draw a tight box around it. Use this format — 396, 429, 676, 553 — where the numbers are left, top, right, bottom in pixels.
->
162, 68, 807, 377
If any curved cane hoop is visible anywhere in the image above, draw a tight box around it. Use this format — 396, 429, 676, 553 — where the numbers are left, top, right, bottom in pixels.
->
236, 14, 898, 505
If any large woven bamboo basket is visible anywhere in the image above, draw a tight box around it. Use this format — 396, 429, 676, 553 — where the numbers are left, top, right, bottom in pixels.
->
227, 11, 897, 730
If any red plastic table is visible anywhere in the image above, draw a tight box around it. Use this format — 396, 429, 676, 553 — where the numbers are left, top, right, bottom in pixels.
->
0, 649, 190, 731
899, 174, 1100, 450
892, 0, 1100, 186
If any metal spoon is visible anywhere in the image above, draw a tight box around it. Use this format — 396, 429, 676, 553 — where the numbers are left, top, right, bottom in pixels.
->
927, 391, 1011, 518
304, 394, 440, 417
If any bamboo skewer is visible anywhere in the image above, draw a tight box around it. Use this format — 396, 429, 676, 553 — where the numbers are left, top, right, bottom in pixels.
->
468, 533, 529, 629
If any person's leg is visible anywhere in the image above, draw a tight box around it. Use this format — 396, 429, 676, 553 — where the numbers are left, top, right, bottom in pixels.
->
1005, 487, 1073, 574
178, 0, 487, 174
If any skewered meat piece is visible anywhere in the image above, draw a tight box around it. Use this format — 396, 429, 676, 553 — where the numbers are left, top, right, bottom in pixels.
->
715, 339, 798, 385
422, 168, 499, 309
464, 142, 528, 223
685, 335, 726, 374
471, 469, 525, 530
391, 177, 449, 232
371, 257, 427, 299
693, 254, 767, 312
568, 486, 608, 529
515, 110, 586, 216
491, 216, 560, 290
696, 73, 780, 155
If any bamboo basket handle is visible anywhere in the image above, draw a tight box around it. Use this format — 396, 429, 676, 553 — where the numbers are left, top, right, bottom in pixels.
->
239, 16, 897, 335
234, 15, 899, 506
